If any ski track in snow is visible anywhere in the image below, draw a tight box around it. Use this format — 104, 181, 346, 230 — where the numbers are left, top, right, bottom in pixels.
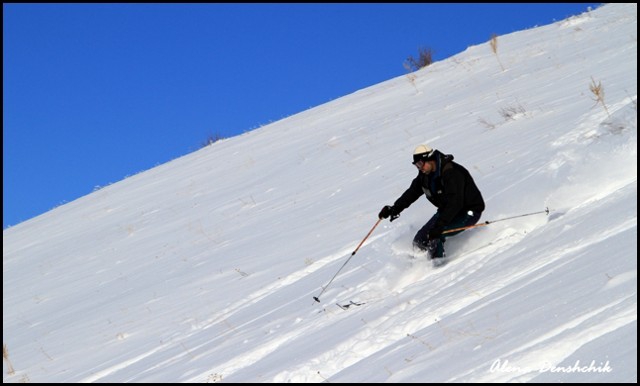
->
274, 180, 636, 382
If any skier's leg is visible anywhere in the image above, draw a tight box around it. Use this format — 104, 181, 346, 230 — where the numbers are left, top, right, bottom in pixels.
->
413, 213, 442, 258
414, 210, 482, 259
442, 210, 483, 238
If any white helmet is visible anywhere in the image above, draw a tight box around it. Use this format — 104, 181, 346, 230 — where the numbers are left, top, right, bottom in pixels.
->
412, 144, 436, 164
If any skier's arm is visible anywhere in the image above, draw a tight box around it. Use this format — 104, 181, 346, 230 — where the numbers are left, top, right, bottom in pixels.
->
392, 176, 423, 213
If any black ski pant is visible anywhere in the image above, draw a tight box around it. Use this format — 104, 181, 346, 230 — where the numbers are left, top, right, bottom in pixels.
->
413, 210, 482, 257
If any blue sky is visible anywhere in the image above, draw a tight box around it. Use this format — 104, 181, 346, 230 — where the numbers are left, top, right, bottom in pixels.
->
3, 3, 600, 229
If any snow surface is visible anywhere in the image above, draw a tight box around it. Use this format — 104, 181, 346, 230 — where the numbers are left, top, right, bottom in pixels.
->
3, 3, 637, 383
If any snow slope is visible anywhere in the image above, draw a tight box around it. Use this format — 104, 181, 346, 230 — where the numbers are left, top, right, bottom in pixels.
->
3, 3, 637, 383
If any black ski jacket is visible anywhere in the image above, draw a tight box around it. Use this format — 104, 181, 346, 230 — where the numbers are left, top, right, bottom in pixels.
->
392, 151, 485, 229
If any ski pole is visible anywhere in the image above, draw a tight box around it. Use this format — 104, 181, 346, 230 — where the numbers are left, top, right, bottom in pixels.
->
313, 218, 382, 303
442, 207, 549, 234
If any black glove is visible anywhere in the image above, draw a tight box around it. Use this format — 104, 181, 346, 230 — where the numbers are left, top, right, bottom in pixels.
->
428, 227, 443, 240
379, 205, 400, 221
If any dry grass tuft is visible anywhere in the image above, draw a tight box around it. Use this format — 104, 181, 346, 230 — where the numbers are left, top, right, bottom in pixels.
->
589, 77, 611, 117
404, 46, 434, 72
490, 34, 506, 72
4, 343, 15, 376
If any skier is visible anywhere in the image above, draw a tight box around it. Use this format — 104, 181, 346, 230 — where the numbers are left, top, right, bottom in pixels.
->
378, 145, 485, 264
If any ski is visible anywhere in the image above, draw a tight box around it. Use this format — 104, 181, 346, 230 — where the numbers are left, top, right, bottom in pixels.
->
336, 300, 366, 310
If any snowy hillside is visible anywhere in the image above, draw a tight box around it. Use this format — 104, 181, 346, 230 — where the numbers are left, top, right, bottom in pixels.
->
3, 3, 637, 383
